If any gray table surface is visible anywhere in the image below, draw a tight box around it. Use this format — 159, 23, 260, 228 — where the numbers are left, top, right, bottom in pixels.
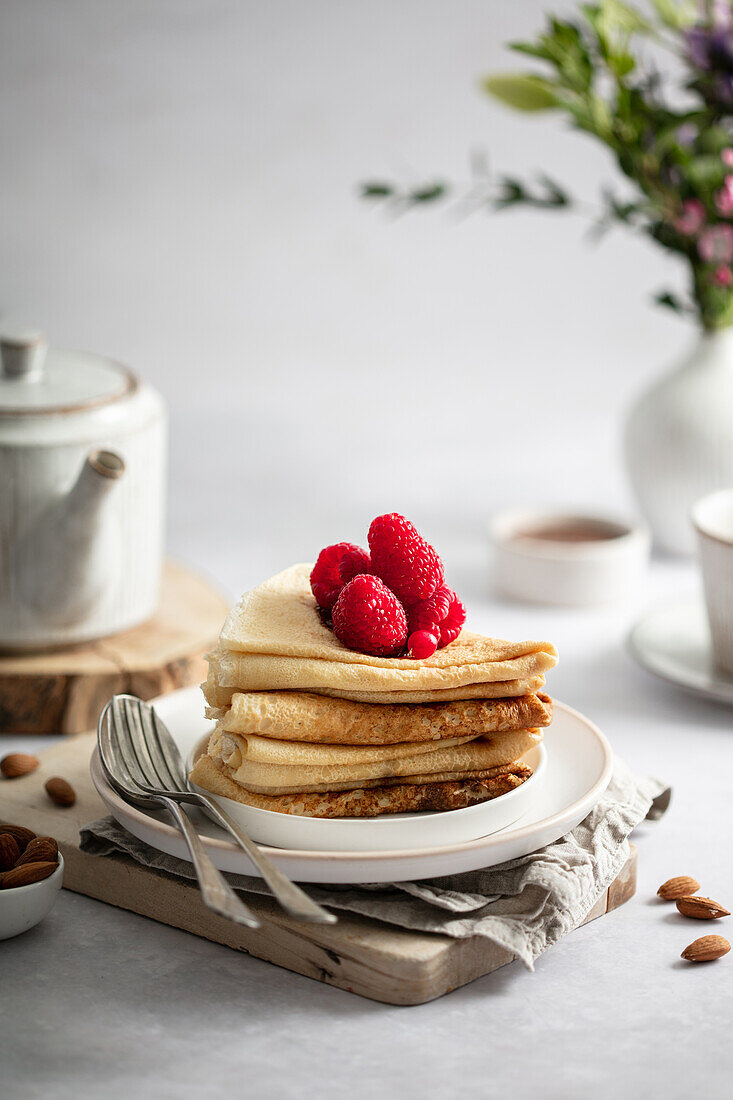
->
2, 557, 732, 1100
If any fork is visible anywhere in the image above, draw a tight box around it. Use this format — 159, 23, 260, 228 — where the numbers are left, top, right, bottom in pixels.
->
98, 698, 261, 928
99, 695, 335, 925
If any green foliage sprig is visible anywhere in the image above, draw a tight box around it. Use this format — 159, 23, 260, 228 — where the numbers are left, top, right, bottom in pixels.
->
363, 0, 733, 330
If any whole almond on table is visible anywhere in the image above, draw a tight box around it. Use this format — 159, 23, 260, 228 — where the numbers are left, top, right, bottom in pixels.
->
15, 835, 58, 867
657, 876, 701, 900
681, 935, 731, 962
0, 833, 21, 871
0, 824, 35, 852
44, 777, 76, 807
0, 861, 58, 889
0, 753, 40, 779
676, 896, 730, 920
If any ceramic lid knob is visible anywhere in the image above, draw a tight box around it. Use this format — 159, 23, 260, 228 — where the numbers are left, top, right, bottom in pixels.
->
0, 331, 48, 381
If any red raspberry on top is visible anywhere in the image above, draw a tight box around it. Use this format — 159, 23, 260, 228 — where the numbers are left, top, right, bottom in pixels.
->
310, 542, 371, 610
438, 588, 466, 648
368, 514, 444, 607
332, 574, 408, 657
406, 586, 451, 635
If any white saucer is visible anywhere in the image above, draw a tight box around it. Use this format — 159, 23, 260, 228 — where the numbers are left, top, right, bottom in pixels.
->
628, 595, 733, 705
90, 686, 613, 884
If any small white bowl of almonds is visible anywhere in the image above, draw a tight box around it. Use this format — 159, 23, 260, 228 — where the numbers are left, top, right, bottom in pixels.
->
0, 825, 64, 940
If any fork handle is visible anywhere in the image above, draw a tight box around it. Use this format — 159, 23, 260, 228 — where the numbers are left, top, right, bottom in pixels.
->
159, 797, 261, 929
195, 796, 336, 925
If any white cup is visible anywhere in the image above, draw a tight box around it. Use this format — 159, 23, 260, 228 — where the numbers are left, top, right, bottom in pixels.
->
692, 488, 733, 675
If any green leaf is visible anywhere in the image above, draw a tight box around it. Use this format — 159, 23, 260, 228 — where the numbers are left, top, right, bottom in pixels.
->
482, 73, 558, 111
538, 174, 571, 205
648, 0, 696, 29
654, 290, 684, 313
684, 155, 726, 190
407, 184, 447, 204
360, 183, 395, 198
596, 0, 650, 35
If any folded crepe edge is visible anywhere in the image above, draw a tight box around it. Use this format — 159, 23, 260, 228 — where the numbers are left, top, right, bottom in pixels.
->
189, 752, 533, 817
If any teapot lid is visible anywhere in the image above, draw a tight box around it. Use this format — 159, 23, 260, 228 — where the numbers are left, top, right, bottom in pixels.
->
0, 331, 136, 415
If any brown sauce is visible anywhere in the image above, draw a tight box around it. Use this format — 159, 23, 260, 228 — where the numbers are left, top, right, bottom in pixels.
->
511, 518, 628, 544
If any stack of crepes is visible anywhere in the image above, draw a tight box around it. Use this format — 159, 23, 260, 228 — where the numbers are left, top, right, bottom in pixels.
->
190, 565, 558, 818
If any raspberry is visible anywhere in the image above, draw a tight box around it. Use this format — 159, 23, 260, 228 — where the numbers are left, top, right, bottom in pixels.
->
332, 574, 408, 657
338, 545, 372, 586
368, 514, 444, 606
407, 629, 439, 659
310, 542, 370, 610
438, 589, 466, 648
406, 586, 452, 634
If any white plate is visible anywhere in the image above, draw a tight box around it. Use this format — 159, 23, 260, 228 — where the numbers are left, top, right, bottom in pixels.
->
90, 687, 613, 883
628, 595, 733, 705
187, 737, 546, 852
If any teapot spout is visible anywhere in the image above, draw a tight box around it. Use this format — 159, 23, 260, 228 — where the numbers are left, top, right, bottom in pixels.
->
17, 448, 126, 627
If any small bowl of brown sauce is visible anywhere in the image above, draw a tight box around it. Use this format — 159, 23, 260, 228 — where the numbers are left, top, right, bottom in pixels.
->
490, 511, 650, 606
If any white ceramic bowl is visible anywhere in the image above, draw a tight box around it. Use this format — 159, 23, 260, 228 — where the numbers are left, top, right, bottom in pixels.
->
0, 853, 64, 940
490, 509, 650, 606
187, 738, 546, 853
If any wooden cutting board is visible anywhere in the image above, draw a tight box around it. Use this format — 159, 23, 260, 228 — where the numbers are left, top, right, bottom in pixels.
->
0, 734, 638, 1005
0, 562, 228, 734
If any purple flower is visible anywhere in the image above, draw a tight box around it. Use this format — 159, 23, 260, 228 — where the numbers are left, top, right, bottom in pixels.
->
685, 23, 733, 104
676, 123, 698, 146
714, 264, 733, 286
723, 148, 733, 167
674, 198, 706, 236
699, 223, 733, 263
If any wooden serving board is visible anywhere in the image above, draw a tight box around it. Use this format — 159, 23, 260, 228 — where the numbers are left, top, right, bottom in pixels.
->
0, 562, 228, 734
0, 733, 638, 1005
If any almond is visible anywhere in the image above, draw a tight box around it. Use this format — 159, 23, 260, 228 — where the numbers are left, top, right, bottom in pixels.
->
0, 752, 40, 779
0, 824, 36, 852
15, 836, 58, 867
0, 833, 20, 871
657, 876, 701, 900
0, 861, 58, 889
44, 777, 76, 807
676, 896, 730, 920
681, 935, 731, 962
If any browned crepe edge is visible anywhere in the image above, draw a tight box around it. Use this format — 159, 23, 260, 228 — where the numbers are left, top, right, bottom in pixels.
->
214, 691, 553, 745
189, 752, 532, 818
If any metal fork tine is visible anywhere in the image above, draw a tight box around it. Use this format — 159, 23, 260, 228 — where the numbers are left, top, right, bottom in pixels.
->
110, 698, 147, 791
150, 706, 187, 787
117, 695, 150, 792
137, 700, 180, 790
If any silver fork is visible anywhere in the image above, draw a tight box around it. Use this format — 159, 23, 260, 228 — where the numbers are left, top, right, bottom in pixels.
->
98, 698, 261, 928
99, 695, 335, 925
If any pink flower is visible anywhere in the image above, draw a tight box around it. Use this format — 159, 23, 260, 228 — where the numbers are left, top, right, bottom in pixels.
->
722, 148, 733, 167
714, 264, 733, 286
674, 198, 706, 236
699, 224, 733, 263
715, 175, 733, 215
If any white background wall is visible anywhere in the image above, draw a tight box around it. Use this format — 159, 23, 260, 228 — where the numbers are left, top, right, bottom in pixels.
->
0, 0, 689, 598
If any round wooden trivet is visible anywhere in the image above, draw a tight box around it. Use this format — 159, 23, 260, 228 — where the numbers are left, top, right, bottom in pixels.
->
0, 562, 228, 734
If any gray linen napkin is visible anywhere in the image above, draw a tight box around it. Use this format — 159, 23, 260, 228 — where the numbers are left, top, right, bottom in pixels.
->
79, 757, 669, 969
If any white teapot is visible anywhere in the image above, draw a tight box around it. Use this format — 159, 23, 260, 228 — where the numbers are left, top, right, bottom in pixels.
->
0, 331, 166, 650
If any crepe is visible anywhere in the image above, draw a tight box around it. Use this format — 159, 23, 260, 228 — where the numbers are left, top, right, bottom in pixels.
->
203, 673, 547, 710
202, 726, 542, 793
208, 564, 557, 696
190, 753, 532, 817
215, 690, 553, 744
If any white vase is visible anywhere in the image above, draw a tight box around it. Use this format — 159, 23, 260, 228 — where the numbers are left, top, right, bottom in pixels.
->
625, 327, 733, 556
